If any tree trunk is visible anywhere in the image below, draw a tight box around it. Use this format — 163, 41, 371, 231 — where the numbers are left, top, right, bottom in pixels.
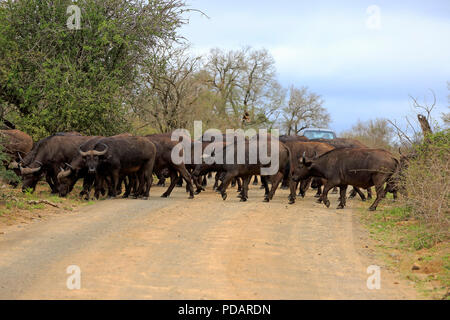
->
417, 114, 432, 135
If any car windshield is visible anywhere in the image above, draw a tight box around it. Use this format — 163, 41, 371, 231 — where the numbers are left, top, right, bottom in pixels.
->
303, 130, 335, 140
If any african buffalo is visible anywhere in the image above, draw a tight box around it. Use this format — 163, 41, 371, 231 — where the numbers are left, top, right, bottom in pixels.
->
56, 136, 103, 198
291, 148, 399, 211
1, 129, 33, 186
145, 133, 197, 199
193, 135, 290, 202
308, 137, 373, 199
19, 134, 91, 193
309, 138, 366, 148
283, 141, 335, 204
79, 136, 156, 199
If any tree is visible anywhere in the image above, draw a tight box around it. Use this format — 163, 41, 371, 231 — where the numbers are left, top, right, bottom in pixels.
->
387, 90, 439, 146
203, 47, 282, 129
135, 46, 203, 133
442, 82, 450, 127
0, 0, 188, 139
281, 86, 330, 135
341, 118, 394, 150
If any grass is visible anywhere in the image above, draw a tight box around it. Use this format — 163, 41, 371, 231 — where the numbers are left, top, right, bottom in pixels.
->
360, 201, 450, 300
0, 180, 95, 227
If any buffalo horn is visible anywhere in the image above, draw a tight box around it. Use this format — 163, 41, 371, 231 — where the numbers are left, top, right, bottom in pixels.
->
57, 168, 72, 180
92, 143, 108, 156
20, 166, 41, 175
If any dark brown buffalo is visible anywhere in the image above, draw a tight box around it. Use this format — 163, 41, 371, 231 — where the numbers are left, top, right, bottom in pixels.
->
1, 129, 33, 186
261, 135, 308, 189
291, 148, 399, 211
308, 137, 372, 199
279, 135, 310, 143
19, 134, 91, 193
145, 133, 197, 199
192, 135, 290, 202
309, 138, 366, 148
283, 141, 335, 204
79, 136, 156, 199
1, 129, 33, 162
193, 133, 248, 193
56, 136, 103, 198
57, 133, 134, 199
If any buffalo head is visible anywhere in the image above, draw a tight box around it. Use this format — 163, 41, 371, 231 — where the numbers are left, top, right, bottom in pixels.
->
79, 144, 108, 173
291, 152, 314, 182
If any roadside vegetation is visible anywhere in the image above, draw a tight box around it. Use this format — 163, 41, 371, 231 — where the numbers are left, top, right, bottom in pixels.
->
360, 128, 449, 300
0, 181, 94, 230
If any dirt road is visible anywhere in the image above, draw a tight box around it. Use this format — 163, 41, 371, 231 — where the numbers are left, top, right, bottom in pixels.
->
0, 184, 418, 299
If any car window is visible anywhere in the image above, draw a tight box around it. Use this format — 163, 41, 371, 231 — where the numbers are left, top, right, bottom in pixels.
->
304, 131, 336, 140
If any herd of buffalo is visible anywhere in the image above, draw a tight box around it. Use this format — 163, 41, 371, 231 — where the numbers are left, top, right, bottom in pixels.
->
1, 128, 404, 211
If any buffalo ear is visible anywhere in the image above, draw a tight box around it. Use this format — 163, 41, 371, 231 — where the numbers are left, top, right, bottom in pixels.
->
301, 152, 307, 165
300, 152, 313, 167
303, 159, 313, 167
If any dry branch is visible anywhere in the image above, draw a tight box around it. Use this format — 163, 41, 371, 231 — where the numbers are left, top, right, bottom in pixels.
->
7, 196, 59, 208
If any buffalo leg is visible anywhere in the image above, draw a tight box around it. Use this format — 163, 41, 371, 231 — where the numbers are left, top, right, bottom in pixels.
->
176, 177, 183, 187
213, 172, 220, 191
319, 183, 334, 208
174, 165, 195, 199
161, 170, 178, 198
46, 174, 58, 194
123, 175, 132, 198
299, 177, 312, 198
193, 175, 205, 194
141, 159, 154, 199
109, 170, 120, 198
367, 187, 373, 200
236, 177, 242, 192
116, 176, 124, 196
288, 178, 298, 204
240, 176, 251, 202
82, 174, 95, 200
261, 176, 270, 200
369, 185, 387, 211
220, 173, 234, 201
94, 174, 104, 199
280, 174, 289, 190
348, 188, 357, 199
157, 177, 165, 186
315, 184, 322, 198
267, 171, 284, 201
337, 185, 348, 209
352, 187, 366, 201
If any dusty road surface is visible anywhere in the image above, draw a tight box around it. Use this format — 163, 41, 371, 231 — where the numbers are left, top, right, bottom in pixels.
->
0, 184, 418, 299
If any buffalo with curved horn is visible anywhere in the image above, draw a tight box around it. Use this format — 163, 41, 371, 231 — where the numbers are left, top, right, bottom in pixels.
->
20, 134, 92, 193
79, 144, 108, 157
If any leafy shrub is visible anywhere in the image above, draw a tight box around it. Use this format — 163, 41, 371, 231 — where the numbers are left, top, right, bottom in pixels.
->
400, 129, 449, 244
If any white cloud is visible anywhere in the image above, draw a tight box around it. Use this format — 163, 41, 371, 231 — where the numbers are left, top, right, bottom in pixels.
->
181, 1, 450, 130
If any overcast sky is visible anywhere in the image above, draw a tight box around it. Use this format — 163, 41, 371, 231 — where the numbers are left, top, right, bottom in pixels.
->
181, 0, 450, 133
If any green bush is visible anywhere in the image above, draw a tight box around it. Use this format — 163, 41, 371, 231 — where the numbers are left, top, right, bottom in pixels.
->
0, 0, 187, 140
400, 129, 449, 244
